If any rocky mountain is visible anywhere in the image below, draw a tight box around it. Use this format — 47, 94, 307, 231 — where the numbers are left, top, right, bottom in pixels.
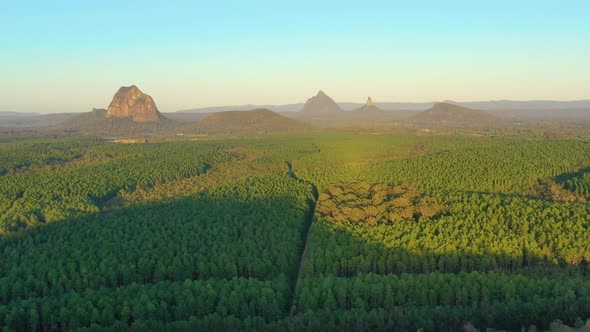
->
185, 109, 306, 135
412, 102, 496, 124
106, 85, 162, 122
58, 86, 174, 136
299, 90, 343, 117
351, 97, 384, 114
338, 97, 397, 126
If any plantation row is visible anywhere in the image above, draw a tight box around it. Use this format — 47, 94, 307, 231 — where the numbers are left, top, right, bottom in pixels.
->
362, 140, 590, 195
294, 139, 590, 193
304, 190, 590, 277
0, 277, 290, 331
0, 138, 100, 175
1, 133, 589, 330
562, 170, 590, 199
0, 141, 234, 233
289, 135, 590, 330
0, 175, 313, 305
294, 273, 590, 331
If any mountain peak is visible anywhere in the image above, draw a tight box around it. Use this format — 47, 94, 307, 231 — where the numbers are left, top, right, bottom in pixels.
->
118, 85, 140, 93
352, 96, 382, 113
106, 85, 162, 122
300, 90, 342, 116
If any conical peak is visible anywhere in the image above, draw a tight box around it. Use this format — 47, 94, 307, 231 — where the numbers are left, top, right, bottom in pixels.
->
300, 90, 343, 115
366, 96, 374, 106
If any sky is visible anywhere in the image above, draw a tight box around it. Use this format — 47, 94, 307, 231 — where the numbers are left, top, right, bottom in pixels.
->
1, 0, 589, 113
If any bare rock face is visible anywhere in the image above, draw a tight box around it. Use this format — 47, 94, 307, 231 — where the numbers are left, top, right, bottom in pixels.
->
106, 86, 162, 122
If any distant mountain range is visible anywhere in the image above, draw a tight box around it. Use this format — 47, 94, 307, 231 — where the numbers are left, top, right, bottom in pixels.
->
1, 86, 310, 136
0, 112, 78, 127
2, 87, 589, 137
177, 99, 590, 115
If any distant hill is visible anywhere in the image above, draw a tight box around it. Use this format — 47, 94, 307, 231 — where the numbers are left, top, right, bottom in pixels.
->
452, 100, 590, 111
412, 102, 496, 125
350, 97, 385, 114
106, 85, 162, 122
178, 104, 303, 113
184, 109, 306, 135
339, 97, 399, 125
177, 99, 590, 120
163, 112, 211, 123
0, 112, 78, 127
4, 95, 589, 134
298, 91, 343, 118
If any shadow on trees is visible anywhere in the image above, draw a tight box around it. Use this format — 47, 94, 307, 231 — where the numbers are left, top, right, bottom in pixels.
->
0, 192, 312, 323
1, 186, 589, 331
554, 166, 590, 184
292, 215, 589, 331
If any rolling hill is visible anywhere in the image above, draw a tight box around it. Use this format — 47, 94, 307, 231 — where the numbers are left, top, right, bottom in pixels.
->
184, 108, 307, 135
412, 102, 497, 125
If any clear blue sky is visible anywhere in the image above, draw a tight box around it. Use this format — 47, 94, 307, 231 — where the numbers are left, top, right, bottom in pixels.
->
1, 0, 589, 113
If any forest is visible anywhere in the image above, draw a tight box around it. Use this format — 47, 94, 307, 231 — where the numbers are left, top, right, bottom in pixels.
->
0, 132, 589, 331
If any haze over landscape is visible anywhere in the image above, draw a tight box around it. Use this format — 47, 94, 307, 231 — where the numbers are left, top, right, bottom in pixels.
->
1, 1, 590, 331
1, 0, 590, 114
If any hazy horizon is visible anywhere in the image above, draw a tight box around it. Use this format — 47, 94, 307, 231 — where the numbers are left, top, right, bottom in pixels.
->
4, 96, 590, 115
2, 0, 589, 113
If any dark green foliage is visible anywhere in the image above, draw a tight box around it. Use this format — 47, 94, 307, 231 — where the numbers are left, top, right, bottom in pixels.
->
0, 174, 312, 290
295, 273, 590, 331
306, 192, 590, 276
0, 138, 99, 175
0, 141, 233, 232
0, 278, 289, 331
361, 139, 590, 194
561, 168, 590, 199
0, 173, 313, 330
1, 133, 589, 330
